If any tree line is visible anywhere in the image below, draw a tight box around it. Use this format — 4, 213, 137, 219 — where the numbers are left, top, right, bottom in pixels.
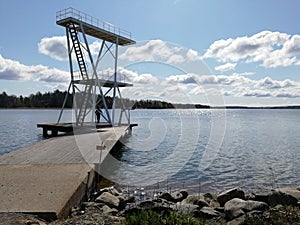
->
0, 90, 210, 109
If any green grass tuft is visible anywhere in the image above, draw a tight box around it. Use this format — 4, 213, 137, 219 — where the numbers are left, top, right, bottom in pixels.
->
120, 210, 207, 225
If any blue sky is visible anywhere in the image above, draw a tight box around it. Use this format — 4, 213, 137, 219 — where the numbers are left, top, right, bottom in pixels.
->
1, 0, 300, 106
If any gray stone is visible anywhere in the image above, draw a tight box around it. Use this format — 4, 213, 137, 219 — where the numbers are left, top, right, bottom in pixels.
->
101, 205, 118, 215
181, 195, 199, 205
172, 203, 200, 216
217, 187, 245, 206
199, 206, 221, 219
82, 201, 104, 208
181, 194, 210, 208
226, 215, 245, 225
159, 192, 174, 202
249, 189, 298, 207
268, 191, 298, 207
110, 188, 121, 196
95, 192, 120, 209
224, 198, 269, 221
179, 190, 189, 200
248, 191, 270, 204
138, 200, 155, 209
214, 207, 224, 213
195, 199, 210, 208
277, 187, 300, 200
171, 190, 188, 202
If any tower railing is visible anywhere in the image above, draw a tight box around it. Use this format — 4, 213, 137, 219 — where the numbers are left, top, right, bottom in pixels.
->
56, 7, 132, 40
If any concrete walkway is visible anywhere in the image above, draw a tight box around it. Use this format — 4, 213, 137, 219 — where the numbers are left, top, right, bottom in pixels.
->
0, 125, 131, 219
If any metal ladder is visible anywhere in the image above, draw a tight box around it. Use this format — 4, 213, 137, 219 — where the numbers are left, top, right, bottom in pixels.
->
68, 23, 90, 125
68, 23, 89, 80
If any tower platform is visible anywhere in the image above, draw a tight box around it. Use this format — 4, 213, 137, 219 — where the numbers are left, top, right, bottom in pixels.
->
56, 8, 136, 46
73, 78, 133, 87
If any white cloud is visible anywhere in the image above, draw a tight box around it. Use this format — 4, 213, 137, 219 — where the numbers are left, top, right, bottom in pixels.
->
215, 63, 236, 72
120, 40, 201, 65
89, 41, 103, 56
117, 67, 159, 84
165, 73, 197, 84
232, 72, 255, 76
167, 73, 255, 87
0, 54, 33, 80
36, 67, 69, 83
186, 49, 201, 61
242, 89, 273, 98
255, 76, 296, 89
203, 31, 300, 68
163, 72, 300, 99
0, 54, 69, 84
241, 88, 300, 98
120, 40, 172, 62
38, 36, 68, 61
166, 54, 185, 64
132, 73, 159, 84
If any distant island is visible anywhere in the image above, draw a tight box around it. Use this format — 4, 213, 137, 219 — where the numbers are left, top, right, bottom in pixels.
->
0, 90, 299, 109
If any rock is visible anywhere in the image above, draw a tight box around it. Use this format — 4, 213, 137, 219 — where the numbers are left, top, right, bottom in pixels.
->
138, 200, 155, 209
172, 203, 200, 216
217, 187, 245, 206
268, 191, 298, 207
95, 192, 120, 209
225, 207, 244, 221
195, 199, 210, 208
102, 205, 118, 215
249, 190, 298, 207
214, 207, 224, 213
181, 195, 199, 205
159, 192, 174, 202
125, 195, 135, 204
277, 187, 300, 200
248, 192, 270, 204
226, 215, 245, 225
171, 190, 188, 202
82, 201, 104, 208
199, 206, 221, 219
153, 198, 174, 207
180, 190, 189, 199
181, 194, 210, 208
224, 198, 269, 221
110, 186, 121, 196
205, 193, 220, 208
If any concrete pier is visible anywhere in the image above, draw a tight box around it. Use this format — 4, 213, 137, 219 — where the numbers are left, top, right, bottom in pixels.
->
0, 125, 133, 219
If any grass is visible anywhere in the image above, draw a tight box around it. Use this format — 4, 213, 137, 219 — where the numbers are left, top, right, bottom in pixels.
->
120, 209, 207, 225
120, 206, 300, 225
244, 206, 300, 225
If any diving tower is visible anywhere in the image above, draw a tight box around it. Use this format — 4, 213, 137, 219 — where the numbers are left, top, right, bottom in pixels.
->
56, 8, 135, 127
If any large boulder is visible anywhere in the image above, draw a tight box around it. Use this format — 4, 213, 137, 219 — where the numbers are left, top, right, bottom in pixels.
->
172, 203, 200, 216
249, 189, 298, 207
159, 192, 174, 202
95, 192, 120, 209
224, 198, 269, 221
101, 205, 118, 215
277, 187, 300, 200
247, 191, 270, 204
159, 190, 188, 203
181, 194, 212, 208
199, 206, 221, 219
171, 190, 188, 202
268, 191, 298, 207
217, 187, 245, 206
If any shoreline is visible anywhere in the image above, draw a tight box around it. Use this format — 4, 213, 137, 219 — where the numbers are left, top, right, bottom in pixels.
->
1, 185, 299, 225
0, 106, 300, 110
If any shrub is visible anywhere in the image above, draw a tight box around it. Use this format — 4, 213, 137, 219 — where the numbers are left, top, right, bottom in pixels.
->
121, 209, 206, 225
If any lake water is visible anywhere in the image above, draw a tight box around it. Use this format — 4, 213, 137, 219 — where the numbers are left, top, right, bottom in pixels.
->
0, 109, 299, 194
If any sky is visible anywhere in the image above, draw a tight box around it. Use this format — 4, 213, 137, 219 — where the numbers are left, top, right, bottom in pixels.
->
0, 0, 300, 106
